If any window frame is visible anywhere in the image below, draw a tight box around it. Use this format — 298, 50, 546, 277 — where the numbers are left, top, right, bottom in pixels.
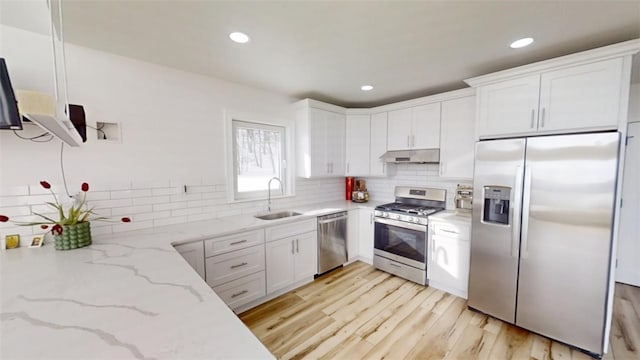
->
225, 110, 294, 203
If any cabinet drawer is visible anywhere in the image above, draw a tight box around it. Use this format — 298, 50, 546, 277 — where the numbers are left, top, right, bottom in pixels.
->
431, 221, 470, 241
205, 229, 264, 257
212, 271, 266, 310
266, 218, 316, 241
205, 245, 265, 287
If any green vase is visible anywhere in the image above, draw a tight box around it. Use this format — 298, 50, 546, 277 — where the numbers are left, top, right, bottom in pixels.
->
54, 222, 92, 251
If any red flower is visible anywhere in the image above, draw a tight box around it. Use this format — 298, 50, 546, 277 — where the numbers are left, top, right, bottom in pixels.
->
41, 224, 49, 229
40, 181, 51, 189
52, 224, 63, 235
81, 183, 89, 192
121, 217, 131, 223
0, 215, 9, 222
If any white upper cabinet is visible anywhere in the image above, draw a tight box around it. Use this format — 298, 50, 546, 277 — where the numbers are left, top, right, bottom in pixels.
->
477, 59, 625, 139
538, 58, 622, 133
387, 108, 413, 150
477, 75, 541, 138
440, 95, 476, 179
296, 100, 346, 178
412, 103, 441, 149
467, 40, 640, 139
369, 112, 388, 177
387, 103, 440, 150
345, 114, 371, 176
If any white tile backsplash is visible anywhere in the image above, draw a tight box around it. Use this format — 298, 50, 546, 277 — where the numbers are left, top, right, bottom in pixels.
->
363, 163, 472, 209
0, 167, 469, 240
0, 177, 345, 238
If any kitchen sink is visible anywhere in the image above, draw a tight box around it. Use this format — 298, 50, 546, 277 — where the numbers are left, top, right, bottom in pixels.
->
255, 211, 302, 220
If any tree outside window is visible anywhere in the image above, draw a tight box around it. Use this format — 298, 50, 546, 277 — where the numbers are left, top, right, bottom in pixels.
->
232, 120, 286, 200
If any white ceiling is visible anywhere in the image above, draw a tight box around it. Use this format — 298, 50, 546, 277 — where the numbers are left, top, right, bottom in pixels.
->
2, 1, 640, 107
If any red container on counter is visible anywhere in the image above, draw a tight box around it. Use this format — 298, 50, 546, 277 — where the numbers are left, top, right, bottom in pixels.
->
346, 177, 354, 200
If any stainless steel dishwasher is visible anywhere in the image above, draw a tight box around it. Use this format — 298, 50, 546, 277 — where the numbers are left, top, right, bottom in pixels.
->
317, 211, 348, 275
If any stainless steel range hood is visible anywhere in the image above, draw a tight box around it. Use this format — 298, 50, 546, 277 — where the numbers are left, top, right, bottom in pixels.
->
380, 149, 440, 163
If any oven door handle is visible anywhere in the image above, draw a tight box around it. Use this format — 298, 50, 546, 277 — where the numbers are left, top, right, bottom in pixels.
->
374, 217, 427, 232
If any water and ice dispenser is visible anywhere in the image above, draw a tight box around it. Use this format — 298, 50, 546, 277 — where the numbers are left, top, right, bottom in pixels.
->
483, 186, 511, 225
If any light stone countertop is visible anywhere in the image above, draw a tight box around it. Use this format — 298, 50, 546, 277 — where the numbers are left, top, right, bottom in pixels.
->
428, 209, 473, 224
0, 200, 379, 360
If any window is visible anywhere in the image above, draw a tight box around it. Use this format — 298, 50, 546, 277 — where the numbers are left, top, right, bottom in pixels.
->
232, 120, 287, 200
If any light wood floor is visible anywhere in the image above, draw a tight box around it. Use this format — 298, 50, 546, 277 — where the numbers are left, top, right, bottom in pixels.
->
239, 261, 640, 360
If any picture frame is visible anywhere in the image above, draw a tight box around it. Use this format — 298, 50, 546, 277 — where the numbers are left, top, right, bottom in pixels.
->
28, 235, 44, 248
5, 234, 20, 249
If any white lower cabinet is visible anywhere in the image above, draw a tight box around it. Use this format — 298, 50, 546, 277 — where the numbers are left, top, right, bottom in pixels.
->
346, 208, 375, 263
427, 217, 471, 299
347, 210, 359, 261
204, 230, 267, 311
358, 209, 374, 263
212, 271, 266, 310
266, 231, 317, 293
205, 244, 265, 287
174, 241, 206, 280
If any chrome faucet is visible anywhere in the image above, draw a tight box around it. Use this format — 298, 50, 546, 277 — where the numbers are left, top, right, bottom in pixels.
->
267, 177, 283, 212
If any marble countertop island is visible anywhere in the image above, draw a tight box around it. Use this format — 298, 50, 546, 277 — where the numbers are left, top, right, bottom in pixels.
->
0, 200, 379, 359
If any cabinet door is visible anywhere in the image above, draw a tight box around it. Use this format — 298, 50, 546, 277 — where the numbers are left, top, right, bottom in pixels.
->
265, 237, 295, 293
477, 75, 541, 138
293, 231, 318, 282
345, 115, 371, 176
429, 233, 470, 296
370, 112, 388, 177
347, 210, 360, 261
308, 108, 329, 176
412, 103, 441, 149
358, 209, 374, 262
326, 111, 346, 175
174, 241, 205, 280
440, 96, 476, 179
387, 108, 413, 150
539, 58, 622, 133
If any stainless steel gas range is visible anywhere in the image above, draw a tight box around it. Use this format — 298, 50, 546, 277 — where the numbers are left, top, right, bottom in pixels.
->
373, 186, 446, 285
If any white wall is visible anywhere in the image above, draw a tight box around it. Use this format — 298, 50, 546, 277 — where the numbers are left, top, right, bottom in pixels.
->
0, 25, 343, 240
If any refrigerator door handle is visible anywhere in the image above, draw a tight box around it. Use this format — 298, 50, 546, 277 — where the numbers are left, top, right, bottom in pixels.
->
521, 165, 533, 259
512, 165, 524, 258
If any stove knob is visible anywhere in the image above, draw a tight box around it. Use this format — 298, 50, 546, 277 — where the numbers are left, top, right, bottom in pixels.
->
394, 214, 401, 220
384, 213, 389, 218
412, 217, 418, 223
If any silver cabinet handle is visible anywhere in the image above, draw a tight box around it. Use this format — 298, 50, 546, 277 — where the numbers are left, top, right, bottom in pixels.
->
407, 135, 410, 147
231, 289, 248, 298
530, 109, 535, 128
541, 108, 546, 127
440, 229, 459, 235
291, 240, 295, 254
230, 240, 247, 246
412, 135, 415, 147
347, 163, 350, 174
296, 239, 299, 253
388, 262, 401, 268
230, 262, 248, 269
370, 213, 373, 224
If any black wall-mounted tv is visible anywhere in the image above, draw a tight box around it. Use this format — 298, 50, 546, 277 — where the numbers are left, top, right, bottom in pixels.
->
0, 58, 23, 130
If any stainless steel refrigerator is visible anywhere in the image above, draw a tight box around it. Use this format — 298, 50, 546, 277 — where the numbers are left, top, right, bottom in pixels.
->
468, 132, 620, 356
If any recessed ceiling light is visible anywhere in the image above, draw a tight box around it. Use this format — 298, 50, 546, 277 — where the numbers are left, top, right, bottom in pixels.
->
361, 85, 374, 91
510, 37, 534, 49
229, 32, 250, 44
